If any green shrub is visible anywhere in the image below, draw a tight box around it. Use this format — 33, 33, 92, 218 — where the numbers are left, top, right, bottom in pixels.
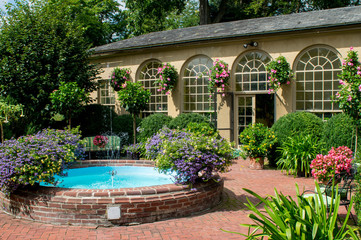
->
167, 113, 214, 130
186, 122, 219, 137
277, 135, 323, 177
136, 113, 173, 142
112, 114, 141, 145
72, 104, 115, 136
270, 112, 324, 163
272, 112, 324, 144
322, 113, 357, 153
239, 123, 277, 158
223, 183, 358, 239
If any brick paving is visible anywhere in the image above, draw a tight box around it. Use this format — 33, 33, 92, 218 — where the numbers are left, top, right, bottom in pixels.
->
0, 159, 352, 240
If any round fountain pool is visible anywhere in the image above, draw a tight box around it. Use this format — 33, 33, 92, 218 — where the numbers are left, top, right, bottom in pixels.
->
0, 160, 224, 226
40, 166, 174, 189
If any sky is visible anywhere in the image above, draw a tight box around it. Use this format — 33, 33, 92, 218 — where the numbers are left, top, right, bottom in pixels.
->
0, 0, 14, 12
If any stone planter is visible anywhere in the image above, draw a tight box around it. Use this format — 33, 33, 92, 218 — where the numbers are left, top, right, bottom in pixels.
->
249, 157, 264, 170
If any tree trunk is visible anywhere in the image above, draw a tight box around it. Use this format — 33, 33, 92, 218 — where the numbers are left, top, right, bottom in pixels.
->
199, 0, 211, 25
212, 0, 228, 23
132, 114, 136, 145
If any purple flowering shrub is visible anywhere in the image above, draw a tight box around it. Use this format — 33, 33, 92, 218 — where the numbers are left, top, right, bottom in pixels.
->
144, 128, 190, 160
0, 128, 84, 194
151, 129, 233, 184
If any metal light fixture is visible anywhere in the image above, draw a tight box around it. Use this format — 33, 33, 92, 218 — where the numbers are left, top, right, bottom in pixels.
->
243, 41, 258, 48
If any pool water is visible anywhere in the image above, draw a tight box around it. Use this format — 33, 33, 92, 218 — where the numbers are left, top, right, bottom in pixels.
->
39, 166, 174, 189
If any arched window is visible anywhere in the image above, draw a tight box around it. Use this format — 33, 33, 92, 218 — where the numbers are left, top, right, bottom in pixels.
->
138, 60, 167, 116
183, 56, 213, 113
295, 46, 342, 119
234, 51, 271, 92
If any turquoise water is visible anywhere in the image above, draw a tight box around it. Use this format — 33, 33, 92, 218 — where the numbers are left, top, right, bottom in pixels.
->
39, 166, 174, 189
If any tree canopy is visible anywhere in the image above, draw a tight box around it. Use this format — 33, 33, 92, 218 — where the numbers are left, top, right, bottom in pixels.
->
0, 0, 99, 132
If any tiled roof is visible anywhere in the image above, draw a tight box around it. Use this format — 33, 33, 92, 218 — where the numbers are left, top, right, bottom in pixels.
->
93, 6, 361, 54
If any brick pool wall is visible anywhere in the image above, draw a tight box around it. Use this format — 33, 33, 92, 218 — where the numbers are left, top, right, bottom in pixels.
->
0, 160, 224, 226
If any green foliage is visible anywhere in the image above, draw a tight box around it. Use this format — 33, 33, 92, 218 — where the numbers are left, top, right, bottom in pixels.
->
124, 0, 186, 36
0, 0, 98, 130
322, 113, 358, 152
0, 98, 24, 142
335, 48, 361, 124
239, 123, 277, 158
271, 111, 324, 146
117, 81, 151, 116
277, 135, 323, 177
208, 59, 230, 96
186, 122, 219, 137
112, 114, 140, 145
167, 113, 214, 130
266, 56, 293, 93
50, 81, 90, 128
224, 183, 358, 239
354, 157, 361, 226
49, 0, 127, 46
137, 113, 173, 143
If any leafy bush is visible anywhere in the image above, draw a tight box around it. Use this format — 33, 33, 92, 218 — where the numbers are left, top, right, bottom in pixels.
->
224, 183, 358, 239
153, 129, 233, 184
167, 113, 214, 130
270, 112, 324, 163
272, 112, 324, 145
0, 128, 84, 194
239, 123, 277, 158
186, 122, 219, 137
277, 135, 323, 177
322, 113, 357, 152
136, 113, 173, 142
72, 104, 115, 137
112, 114, 140, 145
144, 127, 191, 160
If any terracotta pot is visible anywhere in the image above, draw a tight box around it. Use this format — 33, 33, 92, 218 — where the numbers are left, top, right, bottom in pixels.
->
249, 157, 264, 170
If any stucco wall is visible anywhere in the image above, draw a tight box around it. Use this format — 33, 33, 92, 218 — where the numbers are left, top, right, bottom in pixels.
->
90, 26, 361, 142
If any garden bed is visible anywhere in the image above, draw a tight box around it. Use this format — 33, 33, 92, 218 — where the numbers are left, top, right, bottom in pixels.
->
0, 159, 224, 226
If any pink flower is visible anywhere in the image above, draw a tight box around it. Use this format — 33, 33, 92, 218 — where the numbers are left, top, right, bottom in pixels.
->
339, 80, 346, 85
286, 81, 290, 85
350, 47, 354, 51
336, 92, 340, 98
348, 62, 354, 66
347, 95, 352, 101
277, 60, 281, 64
359, 85, 361, 92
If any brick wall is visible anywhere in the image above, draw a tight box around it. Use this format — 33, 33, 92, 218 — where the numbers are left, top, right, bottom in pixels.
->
0, 160, 224, 226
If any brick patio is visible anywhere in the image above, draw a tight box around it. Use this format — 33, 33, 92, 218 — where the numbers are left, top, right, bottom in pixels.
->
0, 159, 351, 240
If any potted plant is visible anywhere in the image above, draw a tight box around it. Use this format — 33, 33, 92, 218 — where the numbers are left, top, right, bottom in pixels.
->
208, 59, 230, 97
239, 123, 276, 169
155, 63, 178, 95
310, 146, 353, 185
266, 56, 293, 94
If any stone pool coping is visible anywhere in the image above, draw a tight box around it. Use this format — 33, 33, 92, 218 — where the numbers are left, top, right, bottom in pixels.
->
0, 159, 224, 226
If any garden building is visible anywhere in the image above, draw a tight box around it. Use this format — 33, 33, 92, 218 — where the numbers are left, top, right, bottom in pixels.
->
90, 6, 361, 145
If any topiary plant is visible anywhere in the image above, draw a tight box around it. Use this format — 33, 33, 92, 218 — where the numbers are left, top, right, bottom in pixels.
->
271, 111, 324, 145
136, 113, 173, 143
322, 113, 357, 153
270, 111, 324, 164
167, 113, 214, 130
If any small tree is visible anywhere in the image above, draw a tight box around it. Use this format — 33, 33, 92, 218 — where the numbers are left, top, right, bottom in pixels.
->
50, 81, 90, 128
335, 47, 361, 155
0, 98, 24, 143
117, 81, 151, 144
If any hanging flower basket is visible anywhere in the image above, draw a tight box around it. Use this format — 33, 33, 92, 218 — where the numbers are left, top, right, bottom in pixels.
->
155, 63, 178, 95
266, 56, 293, 94
208, 59, 230, 97
110, 67, 131, 91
